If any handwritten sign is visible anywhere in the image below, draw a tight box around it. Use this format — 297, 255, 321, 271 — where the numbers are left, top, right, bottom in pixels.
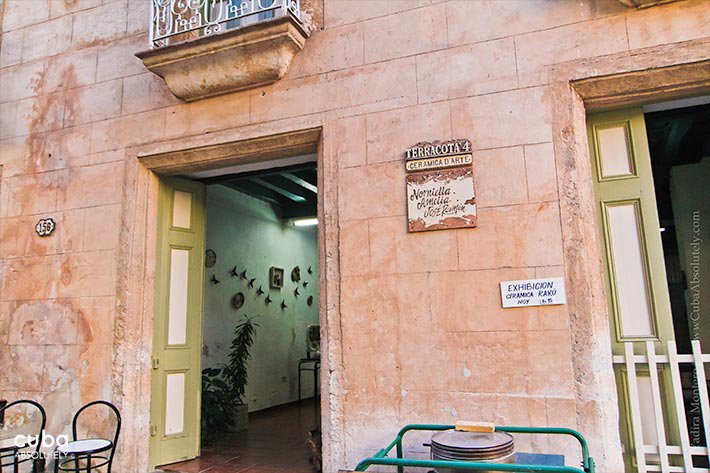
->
405, 139, 477, 232
500, 277, 567, 308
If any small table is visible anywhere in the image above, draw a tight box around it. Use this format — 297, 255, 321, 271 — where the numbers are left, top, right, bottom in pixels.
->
298, 357, 320, 405
55, 439, 113, 473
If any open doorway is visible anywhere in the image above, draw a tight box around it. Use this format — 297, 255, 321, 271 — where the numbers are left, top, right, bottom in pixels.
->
154, 156, 322, 473
587, 96, 709, 470
644, 98, 710, 460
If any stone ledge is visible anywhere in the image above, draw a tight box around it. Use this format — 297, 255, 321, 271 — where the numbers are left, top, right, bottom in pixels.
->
616, 0, 680, 7
136, 15, 309, 102
136, 127, 322, 175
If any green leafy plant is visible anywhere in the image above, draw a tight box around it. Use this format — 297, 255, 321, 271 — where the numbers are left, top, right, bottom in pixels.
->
224, 315, 259, 403
201, 367, 236, 442
201, 316, 259, 442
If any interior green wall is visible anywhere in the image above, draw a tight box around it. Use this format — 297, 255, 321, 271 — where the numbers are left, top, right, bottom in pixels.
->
203, 184, 319, 412
670, 156, 710, 349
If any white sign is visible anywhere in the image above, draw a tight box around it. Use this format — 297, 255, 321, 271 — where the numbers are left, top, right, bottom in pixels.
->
405, 154, 473, 172
500, 277, 567, 308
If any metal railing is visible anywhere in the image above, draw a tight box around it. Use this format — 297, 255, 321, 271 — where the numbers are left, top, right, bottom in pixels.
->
353, 424, 595, 472
612, 340, 710, 472
149, 0, 301, 48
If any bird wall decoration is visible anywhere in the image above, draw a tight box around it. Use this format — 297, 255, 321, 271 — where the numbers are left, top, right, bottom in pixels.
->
265, 295, 272, 305
280, 300, 287, 310
230, 266, 239, 277
240, 270, 247, 280
303, 281, 309, 288
256, 286, 264, 296
210, 274, 220, 285
248, 278, 255, 288
307, 266, 313, 275
294, 287, 300, 297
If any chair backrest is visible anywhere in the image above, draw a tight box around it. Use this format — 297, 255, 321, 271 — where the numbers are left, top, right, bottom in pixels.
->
72, 401, 121, 466
0, 399, 46, 459
307, 324, 320, 358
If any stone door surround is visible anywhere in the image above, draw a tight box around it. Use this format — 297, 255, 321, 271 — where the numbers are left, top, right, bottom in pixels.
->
112, 122, 343, 472
548, 37, 709, 471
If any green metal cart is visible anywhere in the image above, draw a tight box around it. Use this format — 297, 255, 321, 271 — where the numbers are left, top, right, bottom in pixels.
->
354, 424, 596, 473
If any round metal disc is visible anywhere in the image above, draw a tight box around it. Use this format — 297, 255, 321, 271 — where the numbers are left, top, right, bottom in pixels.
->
432, 430, 513, 450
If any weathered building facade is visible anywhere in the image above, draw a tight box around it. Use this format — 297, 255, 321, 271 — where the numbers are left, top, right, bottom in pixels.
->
0, 0, 709, 472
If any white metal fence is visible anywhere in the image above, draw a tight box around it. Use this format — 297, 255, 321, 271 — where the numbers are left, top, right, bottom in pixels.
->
149, 0, 301, 48
612, 340, 710, 472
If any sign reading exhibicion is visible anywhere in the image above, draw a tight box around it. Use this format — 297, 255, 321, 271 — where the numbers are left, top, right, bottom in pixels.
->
405, 139, 477, 232
500, 277, 567, 308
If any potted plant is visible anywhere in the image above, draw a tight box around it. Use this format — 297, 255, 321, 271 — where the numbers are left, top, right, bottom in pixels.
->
224, 315, 259, 431
201, 366, 236, 441
201, 315, 259, 441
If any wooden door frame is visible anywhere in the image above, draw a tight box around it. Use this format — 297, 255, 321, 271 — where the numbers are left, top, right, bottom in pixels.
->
547, 38, 710, 471
112, 121, 341, 473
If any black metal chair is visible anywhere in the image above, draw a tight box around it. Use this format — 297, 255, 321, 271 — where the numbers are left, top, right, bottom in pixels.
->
298, 324, 321, 405
0, 399, 46, 473
54, 401, 121, 473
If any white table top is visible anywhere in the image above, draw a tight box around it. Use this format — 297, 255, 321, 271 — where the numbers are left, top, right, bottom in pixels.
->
0, 434, 29, 450
57, 438, 112, 454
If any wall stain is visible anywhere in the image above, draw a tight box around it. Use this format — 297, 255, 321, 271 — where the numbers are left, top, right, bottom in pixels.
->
59, 256, 73, 286
26, 65, 79, 175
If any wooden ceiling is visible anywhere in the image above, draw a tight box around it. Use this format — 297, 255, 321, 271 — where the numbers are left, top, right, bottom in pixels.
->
200, 163, 317, 219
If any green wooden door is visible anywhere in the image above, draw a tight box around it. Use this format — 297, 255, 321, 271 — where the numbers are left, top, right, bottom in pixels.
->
587, 108, 676, 470
150, 177, 206, 469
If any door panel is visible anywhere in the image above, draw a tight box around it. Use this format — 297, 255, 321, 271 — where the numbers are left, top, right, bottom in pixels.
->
587, 108, 676, 470
588, 108, 673, 348
150, 178, 206, 469
602, 200, 656, 338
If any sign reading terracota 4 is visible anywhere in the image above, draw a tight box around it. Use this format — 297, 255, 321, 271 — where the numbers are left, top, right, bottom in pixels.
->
405, 139, 477, 232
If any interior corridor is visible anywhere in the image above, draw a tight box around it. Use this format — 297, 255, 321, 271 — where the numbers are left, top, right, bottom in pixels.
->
161, 400, 321, 473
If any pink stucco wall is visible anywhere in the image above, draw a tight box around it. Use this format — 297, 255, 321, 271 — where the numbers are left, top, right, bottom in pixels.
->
1, 1, 708, 471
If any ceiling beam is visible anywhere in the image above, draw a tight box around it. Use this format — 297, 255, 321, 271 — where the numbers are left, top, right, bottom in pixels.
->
249, 178, 308, 203
263, 175, 317, 203
199, 163, 316, 185
281, 172, 317, 193
221, 182, 282, 207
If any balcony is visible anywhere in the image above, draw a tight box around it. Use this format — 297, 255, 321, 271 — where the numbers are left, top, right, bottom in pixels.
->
136, 0, 310, 102
616, 0, 681, 7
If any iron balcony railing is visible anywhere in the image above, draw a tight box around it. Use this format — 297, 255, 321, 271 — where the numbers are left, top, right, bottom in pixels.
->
149, 0, 301, 48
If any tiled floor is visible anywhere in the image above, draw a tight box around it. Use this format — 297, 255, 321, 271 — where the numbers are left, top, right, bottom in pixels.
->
160, 400, 321, 473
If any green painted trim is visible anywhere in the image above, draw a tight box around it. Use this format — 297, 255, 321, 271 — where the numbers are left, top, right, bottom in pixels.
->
599, 198, 659, 341
587, 107, 678, 471
591, 119, 638, 182
587, 107, 674, 350
149, 177, 206, 469
354, 424, 594, 473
